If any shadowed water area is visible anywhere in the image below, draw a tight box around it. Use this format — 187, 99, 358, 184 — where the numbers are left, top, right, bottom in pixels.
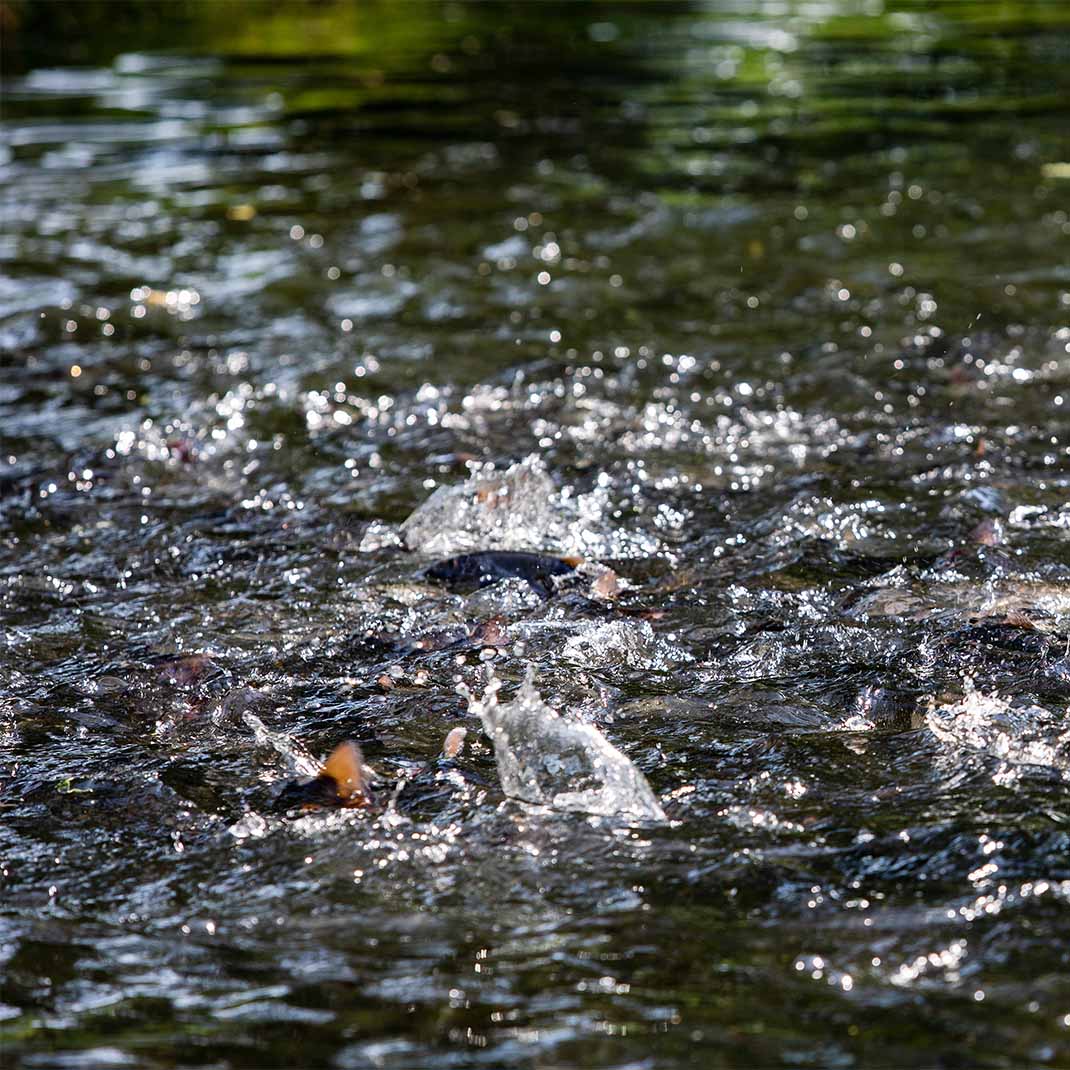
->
3, 0, 1070, 1065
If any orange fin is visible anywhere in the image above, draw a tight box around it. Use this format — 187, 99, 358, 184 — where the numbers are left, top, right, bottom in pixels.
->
322, 741, 366, 802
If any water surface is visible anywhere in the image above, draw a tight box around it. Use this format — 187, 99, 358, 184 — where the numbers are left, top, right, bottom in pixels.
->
3, 2, 1070, 1066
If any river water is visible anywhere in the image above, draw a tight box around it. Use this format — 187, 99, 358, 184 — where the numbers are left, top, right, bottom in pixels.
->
3, 1, 1070, 1066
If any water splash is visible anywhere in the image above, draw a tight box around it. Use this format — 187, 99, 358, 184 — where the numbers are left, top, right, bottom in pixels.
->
400, 455, 660, 558
925, 682, 1070, 784
242, 711, 321, 778
561, 618, 693, 670
461, 666, 667, 823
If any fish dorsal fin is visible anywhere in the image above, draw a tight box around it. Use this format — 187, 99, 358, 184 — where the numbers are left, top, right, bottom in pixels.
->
322, 741, 366, 801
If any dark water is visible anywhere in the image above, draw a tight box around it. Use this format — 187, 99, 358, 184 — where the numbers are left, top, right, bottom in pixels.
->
3, 1, 1070, 1066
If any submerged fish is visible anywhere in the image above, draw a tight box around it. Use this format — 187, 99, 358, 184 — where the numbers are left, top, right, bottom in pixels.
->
398, 615, 510, 657
155, 653, 222, 688
274, 741, 373, 811
425, 550, 581, 598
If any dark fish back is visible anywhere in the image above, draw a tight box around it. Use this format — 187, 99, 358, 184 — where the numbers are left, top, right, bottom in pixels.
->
425, 551, 577, 597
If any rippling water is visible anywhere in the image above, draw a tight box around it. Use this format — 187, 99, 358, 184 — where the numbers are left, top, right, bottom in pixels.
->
3, 1, 1070, 1066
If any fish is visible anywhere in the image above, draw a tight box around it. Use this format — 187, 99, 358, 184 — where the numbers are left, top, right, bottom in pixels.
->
270, 727, 478, 816
273, 741, 373, 811
400, 615, 509, 657
424, 550, 581, 598
155, 653, 222, 688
